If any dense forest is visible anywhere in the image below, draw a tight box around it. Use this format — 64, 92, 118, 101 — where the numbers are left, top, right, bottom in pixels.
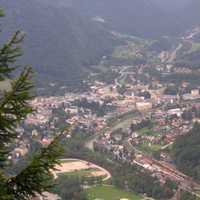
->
70, 0, 200, 38
1, 0, 200, 91
0, 0, 118, 88
172, 123, 200, 180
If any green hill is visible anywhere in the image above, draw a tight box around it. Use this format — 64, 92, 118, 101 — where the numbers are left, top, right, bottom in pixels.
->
0, 0, 118, 89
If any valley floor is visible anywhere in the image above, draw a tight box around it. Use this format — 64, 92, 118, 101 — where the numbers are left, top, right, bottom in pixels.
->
86, 185, 143, 200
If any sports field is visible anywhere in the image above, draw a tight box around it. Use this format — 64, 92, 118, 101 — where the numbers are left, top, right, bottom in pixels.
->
54, 159, 111, 181
86, 185, 142, 200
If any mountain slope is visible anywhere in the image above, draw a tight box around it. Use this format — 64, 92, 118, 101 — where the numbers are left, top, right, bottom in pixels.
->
153, 0, 190, 11
0, 0, 117, 88
1, 0, 200, 90
68, 0, 184, 38
182, 0, 200, 28
65, 0, 200, 38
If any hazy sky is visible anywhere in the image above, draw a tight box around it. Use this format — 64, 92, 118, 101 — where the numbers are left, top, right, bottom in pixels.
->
154, 0, 191, 10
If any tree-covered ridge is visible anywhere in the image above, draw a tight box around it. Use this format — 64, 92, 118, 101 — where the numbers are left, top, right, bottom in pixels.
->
69, 0, 200, 38
0, 0, 117, 89
172, 123, 200, 180
0, 10, 63, 199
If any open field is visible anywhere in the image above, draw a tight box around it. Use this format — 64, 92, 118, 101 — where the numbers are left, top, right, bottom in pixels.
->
59, 168, 105, 177
189, 42, 200, 53
138, 128, 159, 136
86, 185, 142, 200
54, 159, 111, 181
137, 141, 162, 154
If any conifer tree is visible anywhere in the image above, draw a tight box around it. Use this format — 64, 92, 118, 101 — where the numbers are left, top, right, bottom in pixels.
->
0, 9, 63, 200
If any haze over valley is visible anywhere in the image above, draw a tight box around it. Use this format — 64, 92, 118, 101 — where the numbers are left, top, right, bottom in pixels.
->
1, 1, 200, 200
1, 0, 200, 92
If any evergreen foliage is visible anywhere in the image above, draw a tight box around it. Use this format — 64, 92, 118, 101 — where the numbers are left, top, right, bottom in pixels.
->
0, 10, 63, 200
172, 123, 200, 180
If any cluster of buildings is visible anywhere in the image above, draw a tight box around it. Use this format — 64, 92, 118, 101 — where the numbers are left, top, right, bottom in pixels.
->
9, 61, 200, 193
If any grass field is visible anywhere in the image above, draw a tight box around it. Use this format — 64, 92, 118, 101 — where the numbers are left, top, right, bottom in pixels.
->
86, 185, 142, 200
138, 128, 159, 136
58, 168, 102, 177
137, 141, 162, 155
189, 42, 200, 53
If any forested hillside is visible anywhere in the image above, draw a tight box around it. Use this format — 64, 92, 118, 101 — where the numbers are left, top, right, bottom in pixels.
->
181, 0, 200, 28
71, 0, 181, 38
69, 0, 200, 38
1, 0, 200, 89
172, 123, 200, 180
0, 0, 117, 88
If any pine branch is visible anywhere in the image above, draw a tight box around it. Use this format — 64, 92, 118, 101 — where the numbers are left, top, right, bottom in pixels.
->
0, 67, 33, 140
0, 67, 34, 166
0, 31, 25, 80
0, 9, 65, 200
7, 136, 63, 200
0, 172, 13, 200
